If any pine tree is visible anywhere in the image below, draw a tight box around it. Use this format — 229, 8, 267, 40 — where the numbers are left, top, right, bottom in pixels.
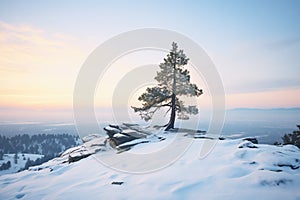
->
282, 125, 300, 148
14, 153, 18, 164
132, 42, 203, 130
7, 161, 11, 169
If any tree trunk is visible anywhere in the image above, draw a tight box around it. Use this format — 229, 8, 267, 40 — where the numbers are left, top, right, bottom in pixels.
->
165, 56, 177, 131
165, 93, 176, 131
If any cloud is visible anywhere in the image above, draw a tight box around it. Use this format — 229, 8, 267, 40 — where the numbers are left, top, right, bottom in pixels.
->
0, 20, 82, 72
0, 20, 71, 47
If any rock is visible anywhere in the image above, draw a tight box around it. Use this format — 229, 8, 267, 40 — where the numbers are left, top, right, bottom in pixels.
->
104, 126, 121, 138
249, 161, 257, 165
194, 136, 215, 140
104, 124, 148, 148
260, 179, 293, 186
59, 134, 109, 164
243, 137, 258, 144
277, 163, 299, 170
109, 124, 121, 129
68, 154, 91, 163
196, 130, 207, 134
122, 123, 138, 127
121, 129, 147, 139
238, 141, 258, 148
109, 134, 137, 147
111, 181, 124, 185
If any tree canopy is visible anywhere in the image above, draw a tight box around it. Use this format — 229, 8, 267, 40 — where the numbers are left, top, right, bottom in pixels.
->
132, 42, 203, 130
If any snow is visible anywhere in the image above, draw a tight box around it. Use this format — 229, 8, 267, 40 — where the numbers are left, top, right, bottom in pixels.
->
113, 133, 127, 138
59, 134, 110, 161
0, 129, 300, 200
0, 154, 43, 176
104, 126, 121, 133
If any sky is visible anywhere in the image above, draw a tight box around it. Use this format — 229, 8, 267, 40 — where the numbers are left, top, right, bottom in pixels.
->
0, 0, 300, 123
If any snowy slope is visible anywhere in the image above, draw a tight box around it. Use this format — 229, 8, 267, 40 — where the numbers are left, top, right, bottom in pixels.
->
0, 154, 43, 176
0, 130, 300, 200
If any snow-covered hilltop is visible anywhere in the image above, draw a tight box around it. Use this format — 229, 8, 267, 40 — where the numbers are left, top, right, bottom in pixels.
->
0, 124, 299, 200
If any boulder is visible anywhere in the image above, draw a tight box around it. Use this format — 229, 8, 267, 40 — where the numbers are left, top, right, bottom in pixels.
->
243, 137, 258, 144
238, 140, 258, 149
104, 126, 121, 138
104, 124, 149, 148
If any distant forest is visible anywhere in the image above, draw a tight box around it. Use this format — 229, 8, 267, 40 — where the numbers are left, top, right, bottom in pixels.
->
0, 134, 81, 171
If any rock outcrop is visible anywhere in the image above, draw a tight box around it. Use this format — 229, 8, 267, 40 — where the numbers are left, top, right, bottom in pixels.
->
104, 124, 148, 147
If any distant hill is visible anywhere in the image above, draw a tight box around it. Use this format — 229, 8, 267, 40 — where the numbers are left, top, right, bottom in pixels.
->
228, 107, 300, 112
226, 107, 300, 124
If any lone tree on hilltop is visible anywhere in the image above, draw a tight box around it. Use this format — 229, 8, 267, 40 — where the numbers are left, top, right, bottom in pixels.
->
132, 42, 203, 131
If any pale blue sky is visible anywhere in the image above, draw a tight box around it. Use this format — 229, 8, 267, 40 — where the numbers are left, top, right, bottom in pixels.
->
2, 1, 300, 38
1, 0, 299, 93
